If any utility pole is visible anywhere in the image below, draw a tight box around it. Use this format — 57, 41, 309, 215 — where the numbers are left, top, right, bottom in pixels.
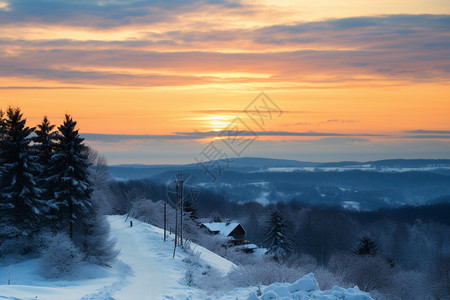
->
173, 179, 178, 258
173, 171, 184, 258
179, 172, 184, 246
164, 202, 167, 242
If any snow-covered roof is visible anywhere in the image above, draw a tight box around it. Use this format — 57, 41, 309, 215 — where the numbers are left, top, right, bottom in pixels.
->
237, 243, 258, 250
202, 222, 243, 237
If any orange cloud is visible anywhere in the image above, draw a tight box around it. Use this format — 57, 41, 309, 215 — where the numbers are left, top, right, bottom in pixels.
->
0, 1, 449, 163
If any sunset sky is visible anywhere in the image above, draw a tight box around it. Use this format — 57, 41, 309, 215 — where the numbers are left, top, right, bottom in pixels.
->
1, 0, 449, 164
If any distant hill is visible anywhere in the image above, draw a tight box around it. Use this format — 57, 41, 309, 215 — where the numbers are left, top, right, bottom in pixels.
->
109, 157, 317, 180
109, 157, 450, 180
108, 165, 181, 180
107, 157, 450, 210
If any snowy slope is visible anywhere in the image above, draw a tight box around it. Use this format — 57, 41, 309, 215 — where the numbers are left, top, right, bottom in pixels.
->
0, 215, 233, 300
0, 216, 373, 300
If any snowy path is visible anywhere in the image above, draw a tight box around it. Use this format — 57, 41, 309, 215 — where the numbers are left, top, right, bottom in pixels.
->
102, 215, 203, 299
0, 215, 235, 300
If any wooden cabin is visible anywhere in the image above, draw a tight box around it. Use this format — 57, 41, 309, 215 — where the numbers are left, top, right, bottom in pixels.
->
201, 222, 247, 243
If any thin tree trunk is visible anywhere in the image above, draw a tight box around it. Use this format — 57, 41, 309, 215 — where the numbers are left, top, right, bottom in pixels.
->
69, 196, 73, 240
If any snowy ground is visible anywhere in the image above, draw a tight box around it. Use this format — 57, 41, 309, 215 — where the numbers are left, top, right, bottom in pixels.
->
0, 215, 233, 300
0, 216, 373, 300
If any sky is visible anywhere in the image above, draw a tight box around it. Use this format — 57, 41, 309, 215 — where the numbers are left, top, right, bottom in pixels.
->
0, 0, 449, 164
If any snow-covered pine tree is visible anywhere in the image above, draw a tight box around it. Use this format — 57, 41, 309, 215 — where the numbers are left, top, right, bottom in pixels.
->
78, 147, 118, 266
33, 116, 57, 225
354, 235, 378, 256
0, 109, 5, 169
0, 108, 12, 241
0, 107, 41, 240
263, 209, 292, 263
0, 109, 5, 144
0, 109, 7, 167
79, 211, 118, 266
50, 114, 92, 240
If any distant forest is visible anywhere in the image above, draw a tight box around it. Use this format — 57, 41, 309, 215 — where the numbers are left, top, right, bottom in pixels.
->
109, 177, 450, 298
108, 166, 450, 210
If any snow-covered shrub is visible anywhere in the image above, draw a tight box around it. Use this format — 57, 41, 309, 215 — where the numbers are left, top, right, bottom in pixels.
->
194, 231, 229, 256
0, 235, 35, 262
328, 253, 394, 293
387, 270, 431, 300
183, 242, 202, 287
347, 256, 394, 293
78, 213, 119, 266
87, 147, 115, 215
184, 258, 199, 287
328, 252, 354, 277
313, 266, 345, 290
197, 266, 228, 293
129, 199, 162, 226
223, 248, 260, 266
129, 199, 200, 242
228, 259, 302, 287
183, 242, 232, 294
428, 253, 450, 299
286, 254, 317, 272
39, 233, 83, 278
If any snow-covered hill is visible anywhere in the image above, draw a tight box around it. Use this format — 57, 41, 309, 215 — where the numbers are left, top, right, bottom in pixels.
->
0, 215, 232, 299
0, 216, 373, 300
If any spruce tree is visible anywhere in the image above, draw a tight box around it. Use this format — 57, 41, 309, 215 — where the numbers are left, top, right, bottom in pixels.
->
50, 115, 92, 240
0, 109, 7, 168
0, 109, 10, 239
263, 209, 292, 262
0, 109, 5, 169
354, 235, 378, 256
0, 109, 5, 144
0, 107, 41, 239
183, 198, 198, 221
33, 116, 57, 223
34, 116, 56, 171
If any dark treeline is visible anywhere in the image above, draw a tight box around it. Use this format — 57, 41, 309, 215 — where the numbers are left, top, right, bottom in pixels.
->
0, 107, 116, 277
109, 178, 233, 217
348, 201, 450, 226
142, 167, 450, 210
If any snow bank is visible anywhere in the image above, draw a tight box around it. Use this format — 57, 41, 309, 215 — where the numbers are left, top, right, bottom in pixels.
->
286, 273, 319, 293
147, 219, 236, 274
246, 273, 373, 300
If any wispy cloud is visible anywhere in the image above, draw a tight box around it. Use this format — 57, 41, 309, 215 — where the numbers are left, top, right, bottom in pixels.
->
0, 13, 449, 88
191, 109, 312, 114
405, 129, 450, 135
0, 0, 275, 29
318, 119, 359, 124
84, 129, 450, 144
400, 129, 450, 139
404, 135, 450, 139
82, 130, 383, 142
0, 86, 91, 89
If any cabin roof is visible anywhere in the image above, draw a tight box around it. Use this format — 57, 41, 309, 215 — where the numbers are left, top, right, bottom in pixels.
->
237, 243, 258, 250
201, 222, 243, 237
